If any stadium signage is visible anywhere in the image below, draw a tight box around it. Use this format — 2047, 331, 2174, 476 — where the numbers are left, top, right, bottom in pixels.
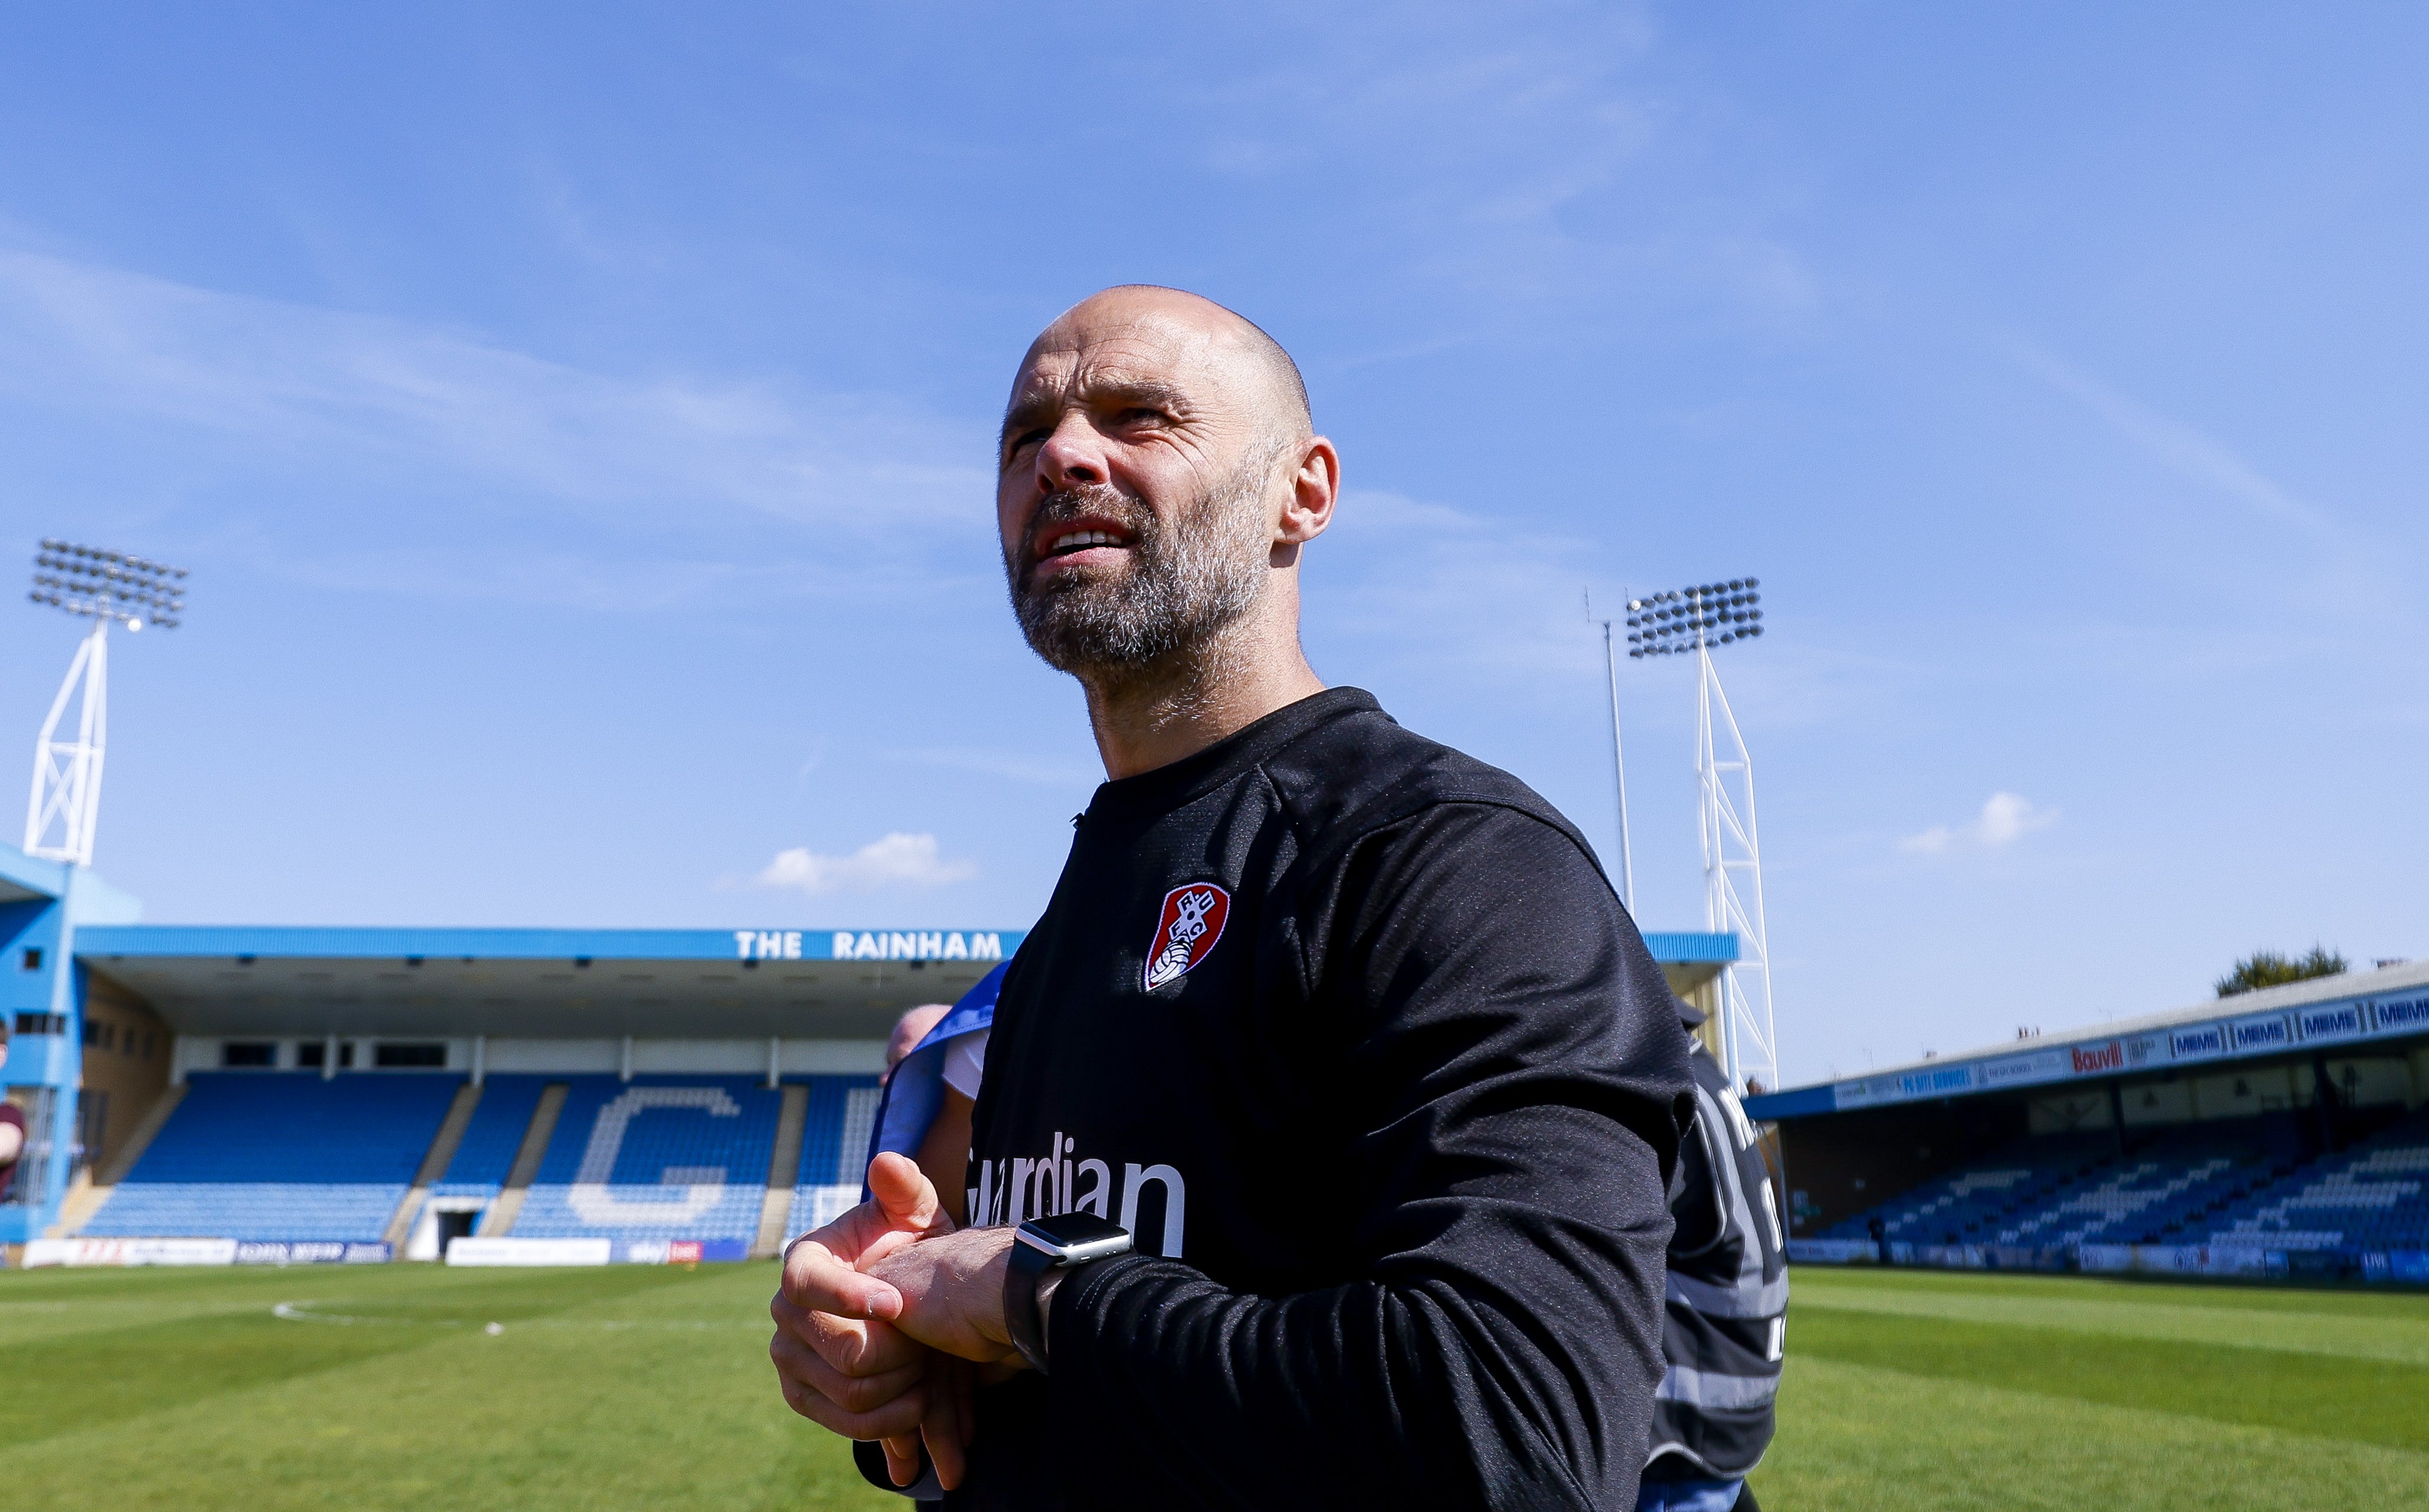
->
234, 1241, 390, 1265
2228, 1013, 2293, 1051
1790, 980, 2429, 1120
2375, 995, 2429, 1032
623, 1239, 750, 1264
448, 1237, 613, 1266
22, 1237, 237, 1267
830, 930, 1002, 962
2123, 1033, 2169, 1067
1979, 1049, 2068, 1087
2068, 1041, 2125, 1075
2297, 1003, 2365, 1044
730, 929, 1006, 962
1897, 1066, 1974, 1098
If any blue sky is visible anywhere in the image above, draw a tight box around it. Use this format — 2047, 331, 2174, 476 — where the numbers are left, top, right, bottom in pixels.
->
2, 4, 2423, 1085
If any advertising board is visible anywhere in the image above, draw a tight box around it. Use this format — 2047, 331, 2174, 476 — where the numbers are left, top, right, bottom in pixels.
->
2372, 995, 2429, 1034
2227, 1013, 2294, 1054
445, 1237, 612, 1266
22, 1237, 237, 1267
2296, 1002, 2368, 1044
233, 1242, 391, 1265
1978, 1049, 2070, 1088
619, 1239, 751, 1265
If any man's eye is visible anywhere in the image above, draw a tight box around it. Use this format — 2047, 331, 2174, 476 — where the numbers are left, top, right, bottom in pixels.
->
1116, 408, 1166, 426
1007, 430, 1050, 455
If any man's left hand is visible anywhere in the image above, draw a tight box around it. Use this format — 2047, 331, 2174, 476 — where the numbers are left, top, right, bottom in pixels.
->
862, 1225, 1023, 1366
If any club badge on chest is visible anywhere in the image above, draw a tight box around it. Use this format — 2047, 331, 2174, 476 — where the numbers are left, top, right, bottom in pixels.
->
1144, 882, 1230, 991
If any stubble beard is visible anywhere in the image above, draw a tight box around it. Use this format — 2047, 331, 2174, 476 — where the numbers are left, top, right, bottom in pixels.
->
1005, 448, 1278, 689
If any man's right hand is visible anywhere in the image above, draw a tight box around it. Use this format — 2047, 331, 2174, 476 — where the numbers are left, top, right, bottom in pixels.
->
770, 1153, 973, 1488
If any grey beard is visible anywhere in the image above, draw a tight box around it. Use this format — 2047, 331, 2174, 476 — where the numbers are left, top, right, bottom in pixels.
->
1007, 453, 1275, 677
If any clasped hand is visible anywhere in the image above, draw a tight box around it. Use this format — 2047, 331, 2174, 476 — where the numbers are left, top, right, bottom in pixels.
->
767, 1153, 1021, 1490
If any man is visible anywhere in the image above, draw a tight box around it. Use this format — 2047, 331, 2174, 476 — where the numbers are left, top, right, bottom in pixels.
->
769, 286, 1694, 1509
1642, 1005, 1786, 1512
884, 1004, 954, 1085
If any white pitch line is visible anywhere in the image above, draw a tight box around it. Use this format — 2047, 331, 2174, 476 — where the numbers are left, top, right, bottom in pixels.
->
269, 1300, 756, 1330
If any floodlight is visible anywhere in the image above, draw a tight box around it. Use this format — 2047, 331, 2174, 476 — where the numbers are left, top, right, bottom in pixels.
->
25, 539, 188, 632
1622, 574, 1767, 658
1600, 569, 1778, 1095
22, 539, 193, 868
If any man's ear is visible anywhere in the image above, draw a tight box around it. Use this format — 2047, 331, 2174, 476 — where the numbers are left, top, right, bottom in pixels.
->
1276, 436, 1340, 547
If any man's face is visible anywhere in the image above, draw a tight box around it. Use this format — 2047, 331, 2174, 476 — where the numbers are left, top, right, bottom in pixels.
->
996, 304, 1281, 674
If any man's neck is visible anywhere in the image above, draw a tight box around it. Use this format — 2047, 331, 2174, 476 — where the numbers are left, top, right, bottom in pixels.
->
1078, 615, 1326, 781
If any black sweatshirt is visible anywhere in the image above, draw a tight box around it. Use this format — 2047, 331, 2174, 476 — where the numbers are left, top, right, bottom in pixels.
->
953, 688, 1694, 1511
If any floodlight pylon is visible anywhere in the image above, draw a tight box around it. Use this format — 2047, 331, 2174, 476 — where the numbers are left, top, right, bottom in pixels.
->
1617, 576, 1778, 1094
1586, 596, 1638, 915
1694, 637, 1778, 1095
22, 540, 187, 867
24, 619, 108, 866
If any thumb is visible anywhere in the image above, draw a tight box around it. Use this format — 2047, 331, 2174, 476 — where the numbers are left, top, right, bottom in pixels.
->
866, 1151, 942, 1233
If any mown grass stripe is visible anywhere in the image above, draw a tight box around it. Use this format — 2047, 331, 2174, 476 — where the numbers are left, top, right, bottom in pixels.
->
1791, 1300, 2429, 1451
0, 1265, 702, 1451
1793, 1285, 2429, 1365
1758, 1354, 2429, 1511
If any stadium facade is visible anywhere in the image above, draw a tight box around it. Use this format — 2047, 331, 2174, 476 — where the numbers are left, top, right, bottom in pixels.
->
0, 838, 1741, 1265
1747, 960, 2429, 1285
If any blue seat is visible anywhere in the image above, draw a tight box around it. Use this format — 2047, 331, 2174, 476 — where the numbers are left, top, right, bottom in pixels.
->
85, 1071, 461, 1241
511, 1076, 786, 1243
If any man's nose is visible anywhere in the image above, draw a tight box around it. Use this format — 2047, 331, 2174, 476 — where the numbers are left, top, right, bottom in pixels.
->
1035, 414, 1110, 492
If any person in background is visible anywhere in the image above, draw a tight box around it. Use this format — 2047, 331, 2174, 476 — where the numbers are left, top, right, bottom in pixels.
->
1641, 1003, 1787, 1512
0, 1024, 25, 1202
885, 1005, 954, 1085
871, 966, 1008, 1227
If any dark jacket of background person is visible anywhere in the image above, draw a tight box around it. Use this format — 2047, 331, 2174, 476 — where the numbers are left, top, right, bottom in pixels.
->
1647, 1023, 1789, 1480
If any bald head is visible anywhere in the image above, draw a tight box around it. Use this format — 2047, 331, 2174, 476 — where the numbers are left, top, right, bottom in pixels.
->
994, 284, 1341, 731
1019, 286, 1312, 444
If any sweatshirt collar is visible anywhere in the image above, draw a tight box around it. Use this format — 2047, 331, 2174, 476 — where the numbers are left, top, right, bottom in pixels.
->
1084, 687, 1379, 821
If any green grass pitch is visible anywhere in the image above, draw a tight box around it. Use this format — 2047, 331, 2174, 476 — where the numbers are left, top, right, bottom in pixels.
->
0, 1260, 2420, 1508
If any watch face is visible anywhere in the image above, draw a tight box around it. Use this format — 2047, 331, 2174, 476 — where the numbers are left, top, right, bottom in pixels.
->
1024, 1211, 1128, 1249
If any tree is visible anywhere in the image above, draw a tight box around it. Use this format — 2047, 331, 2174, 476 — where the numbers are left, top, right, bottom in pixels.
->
2215, 945, 2347, 999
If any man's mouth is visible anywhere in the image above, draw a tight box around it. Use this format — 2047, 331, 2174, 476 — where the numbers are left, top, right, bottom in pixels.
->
1037, 523, 1135, 562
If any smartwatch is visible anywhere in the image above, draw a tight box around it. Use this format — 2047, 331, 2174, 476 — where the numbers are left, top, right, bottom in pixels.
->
1004, 1211, 1132, 1374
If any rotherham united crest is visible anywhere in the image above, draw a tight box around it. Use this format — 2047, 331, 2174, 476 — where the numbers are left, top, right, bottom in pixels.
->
1143, 882, 1230, 991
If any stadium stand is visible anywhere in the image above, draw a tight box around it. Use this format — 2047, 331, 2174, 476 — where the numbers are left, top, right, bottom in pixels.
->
429, 1074, 550, 1201
80, 1071, 461, 1241
510, 1075, 784, 1245
1817, 1108, 2429, 1267
2016, 1118, 2309, 1248
1823, 1115, 2315, 1247
2202, 1107, 2429, 1252
1821, 1130, 2117, 1249
787, 1074, 882, 1238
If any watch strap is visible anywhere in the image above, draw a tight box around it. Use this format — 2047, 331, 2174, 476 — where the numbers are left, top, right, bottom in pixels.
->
1004, 1225, 1058, 1374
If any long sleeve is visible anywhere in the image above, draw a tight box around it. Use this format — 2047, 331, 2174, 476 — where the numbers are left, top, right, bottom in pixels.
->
1040, 805, 1694, 1510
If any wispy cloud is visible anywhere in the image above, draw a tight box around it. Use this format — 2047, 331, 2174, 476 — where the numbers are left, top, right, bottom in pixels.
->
2015, 346, 2330, 537
1900, 792, 2057, 855
755, 833, 978, 894
0, 248, 989, 531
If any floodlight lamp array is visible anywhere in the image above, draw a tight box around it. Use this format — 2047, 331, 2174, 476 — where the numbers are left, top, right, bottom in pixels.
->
28, 539, 189, 629
1623, 577, 1762, 658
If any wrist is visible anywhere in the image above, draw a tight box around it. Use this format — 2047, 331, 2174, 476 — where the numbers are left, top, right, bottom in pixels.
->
1003, 1213, 1131, 1374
